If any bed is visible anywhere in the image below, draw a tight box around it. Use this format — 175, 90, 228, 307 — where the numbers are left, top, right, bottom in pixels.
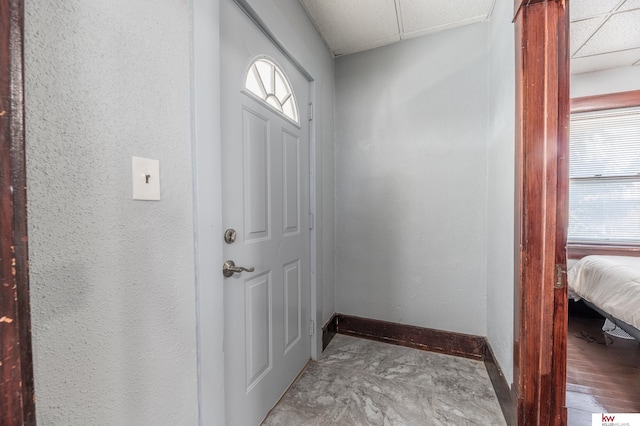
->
568, 255, 640, 342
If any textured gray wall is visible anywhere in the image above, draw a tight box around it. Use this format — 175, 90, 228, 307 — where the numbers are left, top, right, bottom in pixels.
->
24, 1, 199, 424
486, 0, 516, 385
335, 23, 490, 336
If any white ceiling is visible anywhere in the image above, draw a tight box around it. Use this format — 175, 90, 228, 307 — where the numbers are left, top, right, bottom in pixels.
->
299, 0, 496, 57
300, 0, 640, 76
571, 0, 640, 74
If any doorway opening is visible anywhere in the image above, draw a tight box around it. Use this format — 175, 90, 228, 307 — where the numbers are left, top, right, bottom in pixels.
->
564, 91, 640, 422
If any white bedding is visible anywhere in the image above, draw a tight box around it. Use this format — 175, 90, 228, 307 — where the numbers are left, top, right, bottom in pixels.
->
568, 255, 640, 330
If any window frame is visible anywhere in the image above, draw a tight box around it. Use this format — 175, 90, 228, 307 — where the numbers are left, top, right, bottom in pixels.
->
568, 89, 640, 259
243, 56, 300, 126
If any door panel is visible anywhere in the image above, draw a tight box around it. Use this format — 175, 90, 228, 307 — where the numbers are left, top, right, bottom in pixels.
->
221, 1, 311, 424
284, 259, 301, 353
243, 108, 271, 241
282, 130, 300, 236
245, 271, 272, 390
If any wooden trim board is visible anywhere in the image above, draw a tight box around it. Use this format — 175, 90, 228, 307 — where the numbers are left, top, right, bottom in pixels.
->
571, 89, 640, 113
513, 0, 569, 424
335, 314, 485, 360
321, 314, 338, 351
0, 0, 36, 424
484, 343, 516, 426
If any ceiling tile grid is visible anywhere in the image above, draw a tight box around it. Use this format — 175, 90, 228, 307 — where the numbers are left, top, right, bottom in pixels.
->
572, 47, 640, 75
570, 0, 621, 21
576, 8, 640, 57
300, 0, 640, 75
571, 0, 640, 75
570, 17, 605, 57
618, 0, 640, 12
398, 0, 494, 39
299, 0, 494, 56
300, 0, 400, 56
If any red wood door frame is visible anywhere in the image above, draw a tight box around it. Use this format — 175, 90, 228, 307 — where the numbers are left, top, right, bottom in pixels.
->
0, 0, 36, 425
513, 0, 569, 424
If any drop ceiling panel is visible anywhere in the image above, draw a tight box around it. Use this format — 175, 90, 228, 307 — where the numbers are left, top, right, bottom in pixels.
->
570, 0, 620, 21
570, 17, 604, 56
575, 9, 640, 57
300, 0, 400, 56
572, 48, 640, 75
299, 0, 494, 56
398, 0, 494, 38
618, 0, 640, 13
299, 0, 639, 76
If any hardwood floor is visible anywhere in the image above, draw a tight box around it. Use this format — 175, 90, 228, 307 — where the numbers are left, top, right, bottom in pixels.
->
566, 314, 640, 425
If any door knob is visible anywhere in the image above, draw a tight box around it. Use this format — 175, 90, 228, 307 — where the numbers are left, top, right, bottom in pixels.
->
223, 260, 255, 277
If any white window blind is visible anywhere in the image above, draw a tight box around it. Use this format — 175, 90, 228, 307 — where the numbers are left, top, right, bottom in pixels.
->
569, 106, 640, 244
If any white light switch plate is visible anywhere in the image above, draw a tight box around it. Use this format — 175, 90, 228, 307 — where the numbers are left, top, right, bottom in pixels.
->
132, 156, 161, 201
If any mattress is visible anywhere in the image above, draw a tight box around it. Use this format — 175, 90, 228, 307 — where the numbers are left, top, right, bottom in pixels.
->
568, 255, 640, 331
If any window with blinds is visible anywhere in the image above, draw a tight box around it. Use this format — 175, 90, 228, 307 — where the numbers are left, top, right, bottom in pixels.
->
569, 106, 640, 244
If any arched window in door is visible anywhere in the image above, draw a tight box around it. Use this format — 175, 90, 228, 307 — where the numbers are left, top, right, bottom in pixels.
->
244, 57, 299, 124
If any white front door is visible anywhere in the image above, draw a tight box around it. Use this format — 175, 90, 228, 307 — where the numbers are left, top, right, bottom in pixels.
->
221, 1, 311, 425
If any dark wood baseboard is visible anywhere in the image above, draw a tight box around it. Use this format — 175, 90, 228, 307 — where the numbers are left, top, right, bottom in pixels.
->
327, 314, 512, 424
335, 314, 485, 360
484, 342, 516, 425
322, 313, 338, 351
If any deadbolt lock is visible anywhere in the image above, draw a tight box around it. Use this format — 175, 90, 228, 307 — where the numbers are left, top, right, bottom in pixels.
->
224, 228, 237, 244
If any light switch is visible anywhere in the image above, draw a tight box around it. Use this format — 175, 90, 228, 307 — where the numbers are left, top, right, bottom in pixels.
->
132, 156, 160, 201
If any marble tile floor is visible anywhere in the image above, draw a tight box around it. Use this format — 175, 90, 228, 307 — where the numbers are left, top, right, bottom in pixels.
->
263, 334, 506, 425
